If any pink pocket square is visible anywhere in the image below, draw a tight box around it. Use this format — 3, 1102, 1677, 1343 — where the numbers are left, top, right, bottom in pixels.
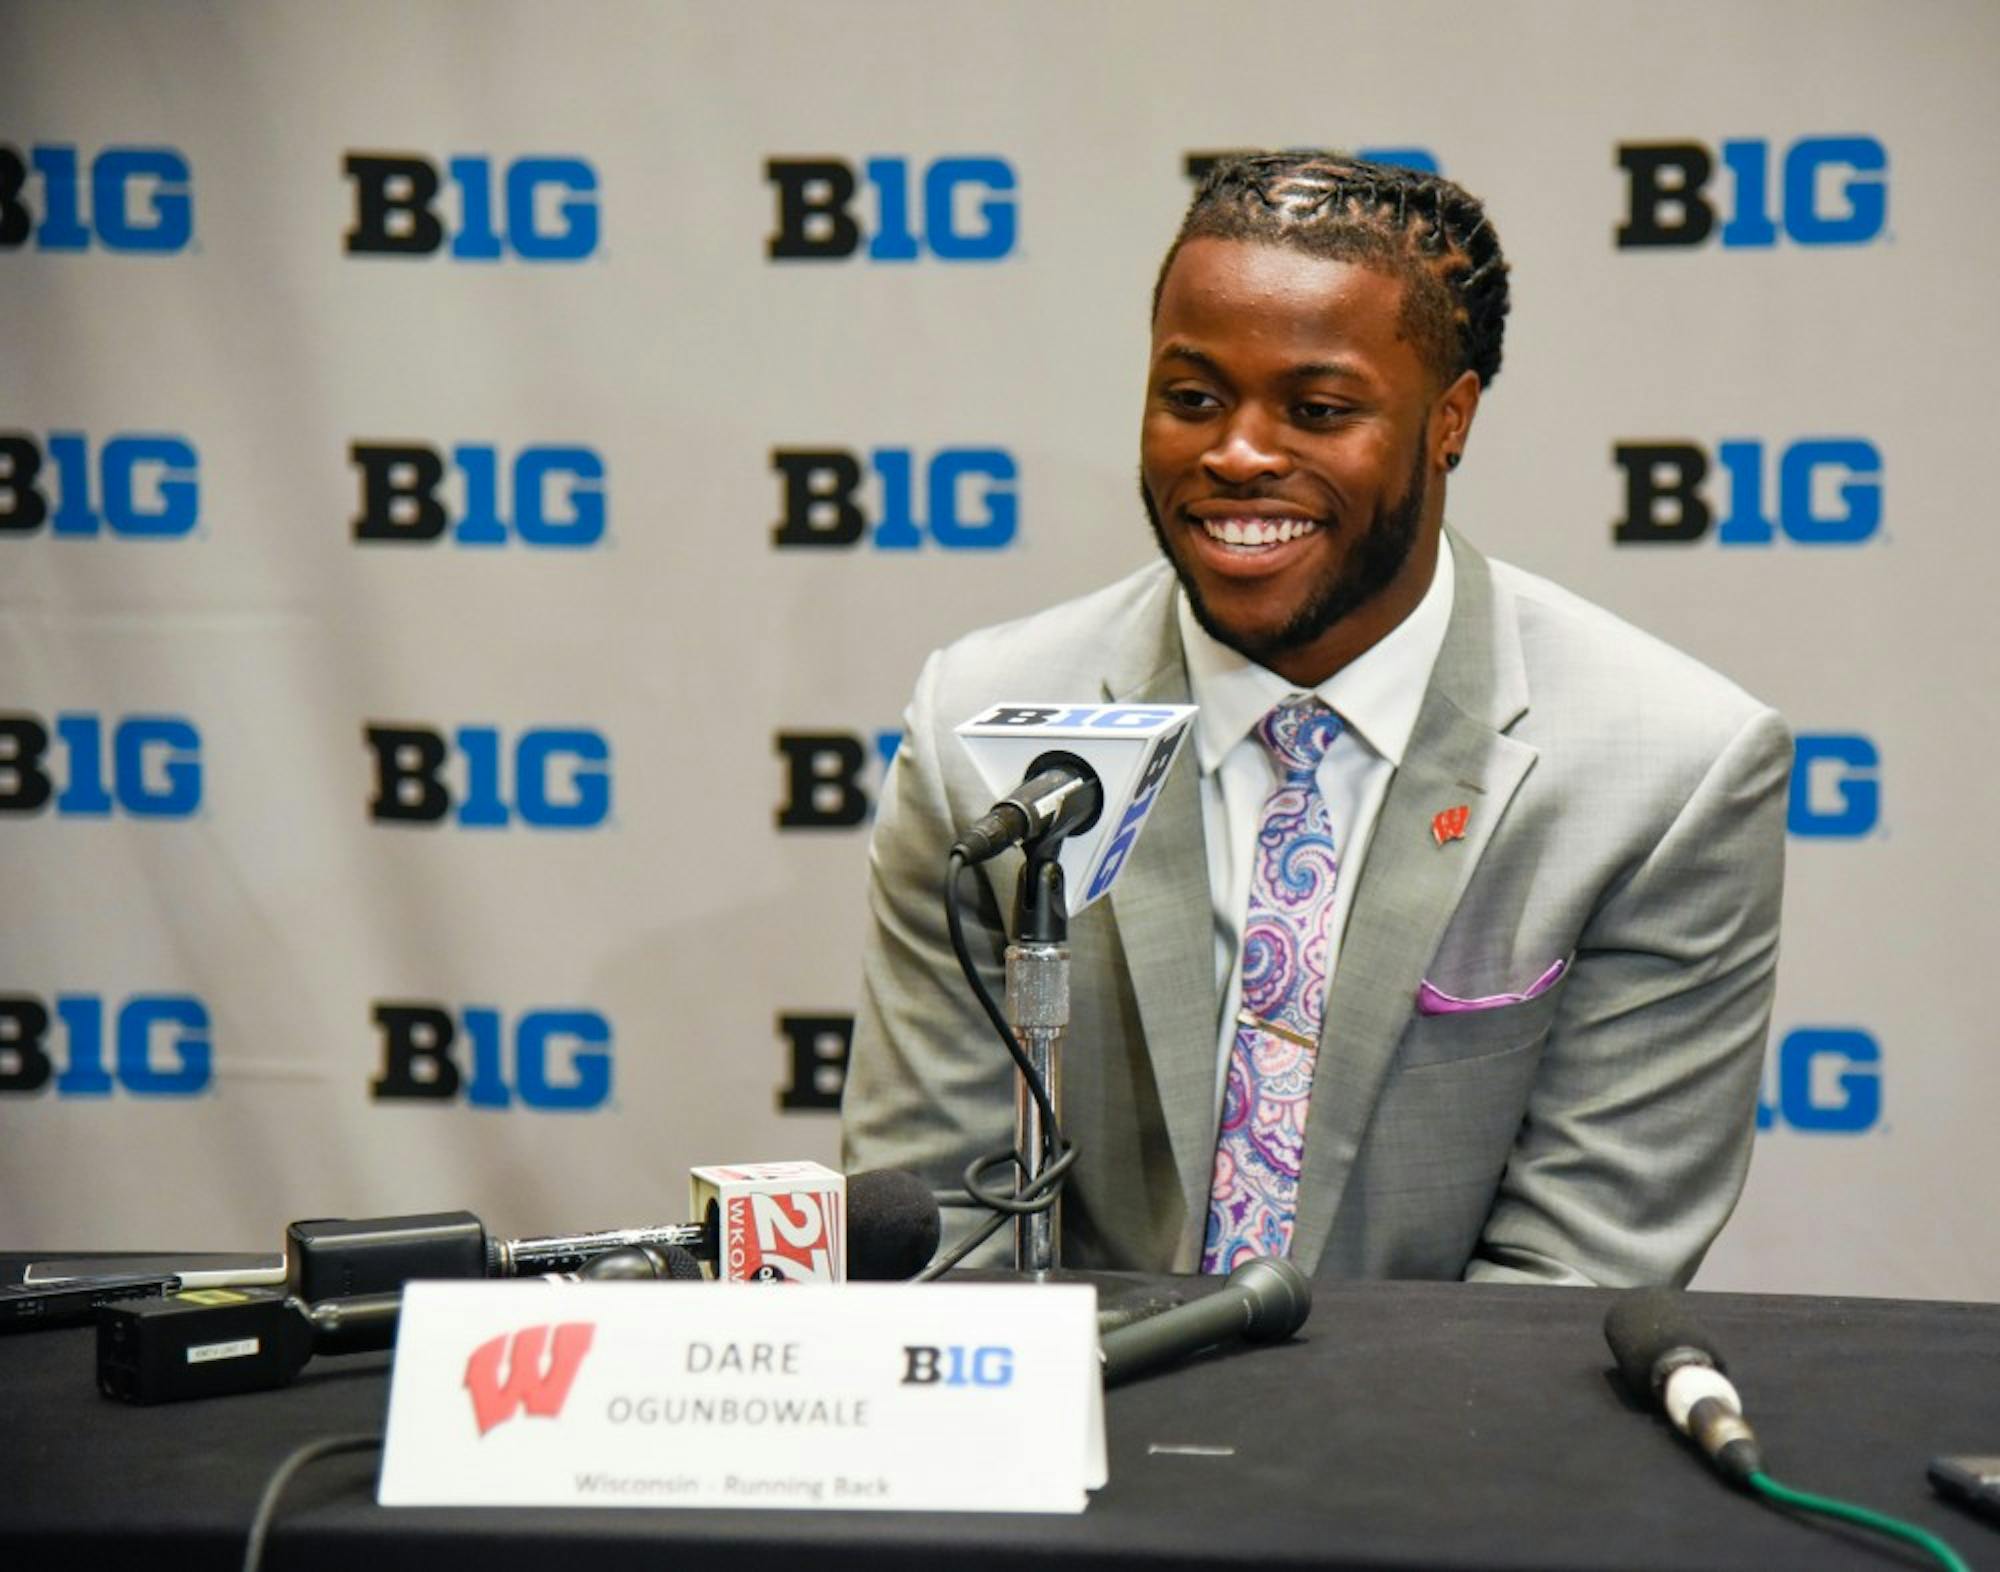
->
1415, 958, 1568, 1017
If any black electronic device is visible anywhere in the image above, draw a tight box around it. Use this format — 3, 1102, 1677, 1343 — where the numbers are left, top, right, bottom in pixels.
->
1929, 1456, 2000, 1527
0, 1272, 179, 1333
98, 1245, 707, 1404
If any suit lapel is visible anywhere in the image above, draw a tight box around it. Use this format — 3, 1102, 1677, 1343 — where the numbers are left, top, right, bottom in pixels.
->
1288, 534, 1537, 1271
1101, 576, 1221, 1271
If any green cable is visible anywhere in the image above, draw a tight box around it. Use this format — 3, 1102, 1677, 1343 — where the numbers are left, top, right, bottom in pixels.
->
1747, 1471, 1972, 1572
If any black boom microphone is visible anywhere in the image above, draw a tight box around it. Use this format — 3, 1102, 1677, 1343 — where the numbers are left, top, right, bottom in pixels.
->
1603, 1289, 1763, 1486
950, 754, 1103, 863
1100, 1256, 1311, 1387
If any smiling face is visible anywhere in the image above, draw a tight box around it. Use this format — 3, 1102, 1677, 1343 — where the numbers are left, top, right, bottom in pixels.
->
1141, 236, 1479, 686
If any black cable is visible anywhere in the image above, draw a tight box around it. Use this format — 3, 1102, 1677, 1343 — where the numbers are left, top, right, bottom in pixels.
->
927, 848, 1077, 1276
241, 1431, 383, 1572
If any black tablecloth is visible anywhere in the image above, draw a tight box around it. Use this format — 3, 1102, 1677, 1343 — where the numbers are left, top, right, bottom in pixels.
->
5, 1261, 1996, 1571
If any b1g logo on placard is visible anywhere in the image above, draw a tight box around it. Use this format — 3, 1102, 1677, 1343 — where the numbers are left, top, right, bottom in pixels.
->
1790, 734, 1878, 838
1612, 439, 1881, 546
766, 156, 1016, 261
1757, 1028, 1881, 1133
0, 712, 202, 818
365, 724, 611, 829
772, 449, 1016, 550
774, 729, 902, 829
370, 1003, 613, 1111
900, 1345, 1015, 1387
723, 1189, 840, 1282
1183, 147, 1442, 182
774, 1012, 851, 1113
0, 994, 211, 1096
0, 144, 192, 253
1616, 136, 1887, 249
343, 152, 599, 261
351, 442, 605, 547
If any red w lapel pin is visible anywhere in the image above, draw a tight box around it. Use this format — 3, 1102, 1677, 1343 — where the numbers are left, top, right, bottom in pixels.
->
1431, 804, 1470, 846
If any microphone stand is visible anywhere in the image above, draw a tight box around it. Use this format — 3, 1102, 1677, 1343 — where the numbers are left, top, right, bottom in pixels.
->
1008, 839, 1069, 1277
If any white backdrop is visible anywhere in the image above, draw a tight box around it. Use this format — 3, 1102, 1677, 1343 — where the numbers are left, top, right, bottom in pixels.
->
3, 0, 1995, 1300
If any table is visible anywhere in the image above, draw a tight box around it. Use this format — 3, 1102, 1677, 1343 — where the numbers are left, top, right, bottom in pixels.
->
5, 1262, 1996, 1570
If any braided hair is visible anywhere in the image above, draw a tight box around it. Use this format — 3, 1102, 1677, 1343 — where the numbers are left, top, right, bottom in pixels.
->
1154, 152, 1511, 391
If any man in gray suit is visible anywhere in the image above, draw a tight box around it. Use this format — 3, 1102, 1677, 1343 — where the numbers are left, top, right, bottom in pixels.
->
841, 154, 1790, 1287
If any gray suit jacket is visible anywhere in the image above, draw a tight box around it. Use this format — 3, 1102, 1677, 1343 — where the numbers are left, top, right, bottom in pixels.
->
841, 534, 1791, 1286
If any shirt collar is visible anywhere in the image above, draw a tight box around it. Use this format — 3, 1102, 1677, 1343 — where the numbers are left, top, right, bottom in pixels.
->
1177, 532, 1457, 772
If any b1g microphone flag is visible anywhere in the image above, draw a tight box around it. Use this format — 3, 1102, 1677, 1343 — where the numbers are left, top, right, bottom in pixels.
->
955, 703, 1196, 914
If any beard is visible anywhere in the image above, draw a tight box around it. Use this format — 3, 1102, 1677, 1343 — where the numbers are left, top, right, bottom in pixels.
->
1141, 429, 1429, 672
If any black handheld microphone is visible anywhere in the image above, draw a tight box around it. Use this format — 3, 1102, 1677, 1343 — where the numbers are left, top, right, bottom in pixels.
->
1604, 1289, 1764, 1486
951, 754, 1103, 863
1100, 1256, 1310, 1387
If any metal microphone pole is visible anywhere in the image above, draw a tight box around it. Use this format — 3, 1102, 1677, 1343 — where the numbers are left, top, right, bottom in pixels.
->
1008, 846, 1069, 1276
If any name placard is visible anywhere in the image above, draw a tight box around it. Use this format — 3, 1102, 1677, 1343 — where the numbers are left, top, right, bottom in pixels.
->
378, 1280, 1105, 1513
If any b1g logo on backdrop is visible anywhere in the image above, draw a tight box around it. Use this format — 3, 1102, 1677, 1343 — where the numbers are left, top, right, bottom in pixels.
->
1, 144, 192, 253
343, 153, 599, 261
775, 729, 902, 829
1790, 734, 1879, 838
1757, 1028, 1881, 1133
1183, 148, 1442, 182
351, 442, 605, 547
0, 712, 202, 818
766, 156, 1016, 261
365, 724, 611, 829
772, 449, 1016, 550
0, 994, 210, 1096
370, 1003, 613, 1111
0, 431, 200, 539
1612, 438, 1881, 546
775, 1013, 850, 1113
1616, 136, 1887, 249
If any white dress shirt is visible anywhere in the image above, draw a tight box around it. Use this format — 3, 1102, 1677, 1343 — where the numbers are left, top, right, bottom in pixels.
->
1175, 534, 1457, 1108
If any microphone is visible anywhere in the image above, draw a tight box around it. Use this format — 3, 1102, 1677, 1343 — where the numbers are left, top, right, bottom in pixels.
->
287, 1168, 941, 1301
954, 702, 1195, 914
951, 757, 1103, 863
1099, 1256, 1310, 1387
1604, 1289, 1764, 1486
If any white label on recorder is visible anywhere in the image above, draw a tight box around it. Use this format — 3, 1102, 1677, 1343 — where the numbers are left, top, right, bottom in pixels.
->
187, 1337, 260, 1364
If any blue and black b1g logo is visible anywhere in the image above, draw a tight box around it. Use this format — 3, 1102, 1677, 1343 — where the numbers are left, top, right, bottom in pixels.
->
766, 156, 1016, 261
1616, 136, 1887, 248
370, 1002, 612, 1110
774, 729, 902, 829
365, 723, 611, 829
0, 712, 202, 817
1612, 438, 1880, 546
772, 448, 1016, 550
0, 994, 211, 1096
0, 432, 200, 538
1789, 734, 1878, 838
343, 152, 599, 260
1757, 1028, 1881, 1133
900, 1345, 1014, 1387
1, 144, 192, 253
351, 442, 605, 547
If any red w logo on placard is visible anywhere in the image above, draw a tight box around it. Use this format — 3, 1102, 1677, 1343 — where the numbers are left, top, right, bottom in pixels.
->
1431, 804, 1470, 847
464, 1322, 596, 1437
